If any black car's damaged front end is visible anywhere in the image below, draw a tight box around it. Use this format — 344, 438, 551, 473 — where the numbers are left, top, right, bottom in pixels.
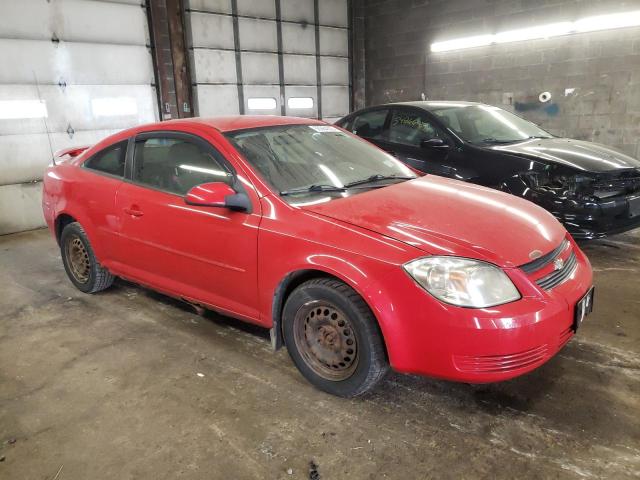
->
507, 166, 640, 239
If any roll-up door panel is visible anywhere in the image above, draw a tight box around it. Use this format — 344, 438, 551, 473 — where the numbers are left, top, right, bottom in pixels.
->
0, 129, 122, 186
190, 12, 234, 49
0, 40, 153, 85
195, 85, 240, 116
281, 23, 316, 55
244, 86, 280, 116
191, 49, 237, 84
0, 183, 45, 235
188, 0, 232, 14
320, 57, 349, 86
0, 0, 147, 46
285, 86, 317, 118
322, 86, 349, 118
283, 55, 317, 85
0, 85, 155, 136
319, 0, 349, 27
281, 0, 314, 24
242, 53, 279, 85
238, 18, 277, 52
237, 0, 275, 19
319, 27, 348, 57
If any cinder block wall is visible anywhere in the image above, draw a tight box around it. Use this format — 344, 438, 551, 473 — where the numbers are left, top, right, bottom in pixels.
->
353, 0, 640, 157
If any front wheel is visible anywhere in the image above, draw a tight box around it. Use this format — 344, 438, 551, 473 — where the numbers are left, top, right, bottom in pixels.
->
60, 222, 115, 293
282, 278, 388, 397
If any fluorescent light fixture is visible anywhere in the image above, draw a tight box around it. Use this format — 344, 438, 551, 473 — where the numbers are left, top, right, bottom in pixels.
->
495, 22, 573, 44
92, 97, 138, 117
430, 9, 640, 52
287, 97, 314, 109
431, 35, 493, 53
0, 100, 47, 119
247, 97, 277, 110
575, 10, 640, 32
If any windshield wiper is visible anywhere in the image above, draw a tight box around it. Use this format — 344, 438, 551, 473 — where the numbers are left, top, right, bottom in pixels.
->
280, 175, 415, 196
343, 174, 415, 188
478, 137, 523, 145
279, 184, 346, 196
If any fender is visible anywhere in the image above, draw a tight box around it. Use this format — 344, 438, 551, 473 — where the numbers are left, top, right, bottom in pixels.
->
267, 256, 408, 370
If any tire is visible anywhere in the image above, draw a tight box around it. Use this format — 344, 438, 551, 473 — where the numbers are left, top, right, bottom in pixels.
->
282, 278, 388, 397
60, 222, 115, 293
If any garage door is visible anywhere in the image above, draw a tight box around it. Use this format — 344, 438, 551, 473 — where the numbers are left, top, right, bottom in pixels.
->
186, 0, 351, 122
0, 0, 157, 235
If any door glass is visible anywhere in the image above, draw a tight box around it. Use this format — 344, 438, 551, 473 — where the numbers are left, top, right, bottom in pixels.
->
388, 110, 442, 147
133, 137, 232, 195
351, 109, 389, 140
84, 142, 126, 177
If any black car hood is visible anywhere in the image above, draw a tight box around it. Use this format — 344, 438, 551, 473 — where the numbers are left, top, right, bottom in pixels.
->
488, 138, 640, 173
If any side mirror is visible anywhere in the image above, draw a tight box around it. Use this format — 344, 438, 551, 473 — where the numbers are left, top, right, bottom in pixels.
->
184, 182, 251, 212
421, 138, 448, 149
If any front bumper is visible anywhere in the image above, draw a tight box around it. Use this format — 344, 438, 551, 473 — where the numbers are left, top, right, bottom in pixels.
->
538, 193, 640, 240
373, 238, 593, 383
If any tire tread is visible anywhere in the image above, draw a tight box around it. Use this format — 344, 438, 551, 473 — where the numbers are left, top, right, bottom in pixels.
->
62, 222, 115, 293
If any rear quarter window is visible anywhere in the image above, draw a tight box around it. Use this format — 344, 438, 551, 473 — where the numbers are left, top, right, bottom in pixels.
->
84, 142, 127, 177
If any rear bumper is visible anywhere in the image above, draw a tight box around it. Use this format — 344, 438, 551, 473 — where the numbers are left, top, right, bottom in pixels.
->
374, 239, 593, 383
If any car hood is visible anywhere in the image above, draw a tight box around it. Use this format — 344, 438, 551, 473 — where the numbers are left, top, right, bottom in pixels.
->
488, 137, 640, 172
300, 175, 566, 268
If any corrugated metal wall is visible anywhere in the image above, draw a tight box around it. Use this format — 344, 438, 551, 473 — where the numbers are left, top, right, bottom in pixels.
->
186, 0, 351, 122
0, 0, 157, 235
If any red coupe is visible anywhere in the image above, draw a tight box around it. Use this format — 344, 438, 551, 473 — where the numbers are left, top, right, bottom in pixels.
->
42, 116, 594, 396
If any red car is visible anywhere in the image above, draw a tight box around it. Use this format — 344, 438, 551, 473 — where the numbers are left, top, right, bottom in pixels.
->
42, 116, 594, 397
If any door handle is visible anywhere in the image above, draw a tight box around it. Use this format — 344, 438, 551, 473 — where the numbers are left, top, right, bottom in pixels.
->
124, 206, 144, 217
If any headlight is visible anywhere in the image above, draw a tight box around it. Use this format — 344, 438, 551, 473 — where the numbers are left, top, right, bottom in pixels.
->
403, 257, 521, 308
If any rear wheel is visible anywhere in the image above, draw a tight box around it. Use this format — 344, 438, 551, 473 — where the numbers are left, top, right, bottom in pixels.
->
60, 222, 114, 293
283, 278, 388, 397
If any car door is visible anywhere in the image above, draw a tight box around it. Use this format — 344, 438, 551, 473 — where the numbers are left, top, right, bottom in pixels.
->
382, 107, 456, 176
113, 130, 261, 322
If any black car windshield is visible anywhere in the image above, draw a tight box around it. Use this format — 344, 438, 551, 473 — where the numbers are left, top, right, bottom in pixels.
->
429, 104, 553, 144
226, 124, 416, 202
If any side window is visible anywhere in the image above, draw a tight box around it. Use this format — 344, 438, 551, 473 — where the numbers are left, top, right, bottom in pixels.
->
433, 109, 463, 135
388, 110, 442, 147
84, 142, 126, 177
351, 109, 389, 140
133, 137, 232, 195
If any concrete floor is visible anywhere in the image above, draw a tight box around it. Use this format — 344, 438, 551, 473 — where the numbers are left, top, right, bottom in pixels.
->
0, 229, 639, 479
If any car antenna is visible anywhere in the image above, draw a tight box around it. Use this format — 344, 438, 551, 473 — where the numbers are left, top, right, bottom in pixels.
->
33, 70, 56, 166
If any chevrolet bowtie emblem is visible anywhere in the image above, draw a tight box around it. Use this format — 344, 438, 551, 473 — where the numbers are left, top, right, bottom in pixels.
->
553, 257, 564, 271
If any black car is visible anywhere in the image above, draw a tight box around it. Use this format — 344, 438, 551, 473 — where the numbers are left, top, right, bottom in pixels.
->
336, 101, 640, 239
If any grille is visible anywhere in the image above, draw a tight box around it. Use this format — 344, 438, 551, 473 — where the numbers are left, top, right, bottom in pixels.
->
520, 239, 569, 274
453, 344, 549, 374
536, 251, 577, 290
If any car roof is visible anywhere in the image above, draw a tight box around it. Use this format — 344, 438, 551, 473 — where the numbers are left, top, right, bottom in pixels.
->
387, 101, 483, 109
152, 115, 326, 133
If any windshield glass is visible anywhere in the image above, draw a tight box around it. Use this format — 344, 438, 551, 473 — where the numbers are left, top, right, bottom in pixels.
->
226, 125, 416, 202
430, 104, 553, 144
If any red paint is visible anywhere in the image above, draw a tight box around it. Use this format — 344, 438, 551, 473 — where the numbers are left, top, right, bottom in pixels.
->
43, 117, 594, 383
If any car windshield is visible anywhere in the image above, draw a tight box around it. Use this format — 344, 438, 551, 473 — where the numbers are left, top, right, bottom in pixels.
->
429, 104, 553, 144
226, 124, 416, 202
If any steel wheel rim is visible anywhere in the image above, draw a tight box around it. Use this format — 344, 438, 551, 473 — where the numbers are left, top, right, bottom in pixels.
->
293, 300, 359, 381
66, 235, 90, 284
